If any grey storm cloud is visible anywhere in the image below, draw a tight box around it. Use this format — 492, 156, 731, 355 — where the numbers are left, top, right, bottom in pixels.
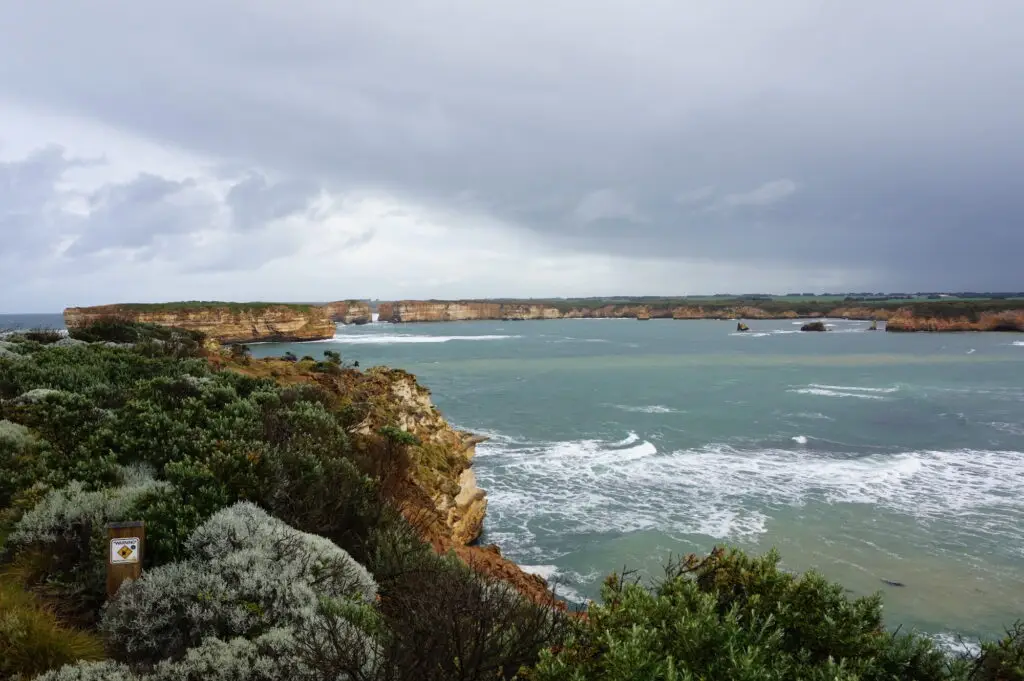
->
2, 1, 1024, 290
0, 147, 327, 274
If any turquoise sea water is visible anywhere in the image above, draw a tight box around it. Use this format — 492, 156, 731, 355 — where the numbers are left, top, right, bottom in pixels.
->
5, 314, 1023, 645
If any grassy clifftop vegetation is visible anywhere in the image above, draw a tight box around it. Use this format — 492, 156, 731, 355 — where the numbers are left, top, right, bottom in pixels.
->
79, 301, 319, 313
0, 323, 1021, 680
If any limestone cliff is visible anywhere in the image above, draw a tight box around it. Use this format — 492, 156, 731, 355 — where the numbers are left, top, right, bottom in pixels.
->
214, 354, 556, 606
322, 300, 372, 325
884, 308, 1024, 332
63, 303, 336, 344
378, 301, 563, 322
376, 299, 1023, 332
380, 300, 844, 322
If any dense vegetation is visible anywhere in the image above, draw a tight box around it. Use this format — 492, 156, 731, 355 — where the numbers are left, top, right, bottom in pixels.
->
1, 324, 1021, 680
93, 301, 318, 313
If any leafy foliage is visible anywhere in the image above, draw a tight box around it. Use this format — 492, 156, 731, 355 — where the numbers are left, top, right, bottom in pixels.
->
526, 548, 971, 681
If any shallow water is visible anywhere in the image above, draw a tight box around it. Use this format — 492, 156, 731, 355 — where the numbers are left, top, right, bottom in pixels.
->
8, 314, 1022, 643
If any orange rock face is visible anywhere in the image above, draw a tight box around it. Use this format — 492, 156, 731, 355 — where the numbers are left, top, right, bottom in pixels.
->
884, 308, 1024, 332
322, 300, 372, 324
63, 304, 336, 344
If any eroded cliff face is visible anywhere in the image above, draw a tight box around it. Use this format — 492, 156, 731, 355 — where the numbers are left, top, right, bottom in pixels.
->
322, 300, 372, 325
378, 301, 563, 322
63, 304, 336, 344
379, 300, 841, 322
214, 354, 556, 606
884, 308, 1024, 332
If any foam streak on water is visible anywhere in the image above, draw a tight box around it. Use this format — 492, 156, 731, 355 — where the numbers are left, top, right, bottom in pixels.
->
476, 435, 1024, 553
318, 333, 519, 344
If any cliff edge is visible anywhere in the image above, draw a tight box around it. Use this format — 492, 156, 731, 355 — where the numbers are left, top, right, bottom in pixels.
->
323, 300, 373, 325
215, 354, 557, 606
63, 302, 337, 344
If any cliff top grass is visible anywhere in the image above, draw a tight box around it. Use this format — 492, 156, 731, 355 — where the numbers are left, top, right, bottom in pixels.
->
72, 301, 319, 313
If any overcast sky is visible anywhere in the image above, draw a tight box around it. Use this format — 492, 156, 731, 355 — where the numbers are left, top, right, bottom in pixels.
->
2, 1, 1023, 311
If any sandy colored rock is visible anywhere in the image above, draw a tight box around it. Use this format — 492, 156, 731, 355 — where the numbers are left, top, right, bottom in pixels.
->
322, 300, 372, 324
63, 304, 336, 344
884, 308, 1024, 332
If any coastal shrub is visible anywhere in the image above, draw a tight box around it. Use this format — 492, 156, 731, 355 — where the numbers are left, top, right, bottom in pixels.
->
19, 328, 64, 344
229, 344, 252, 363
526, 547, 959, 681
101, 503, 377, 665
372, 550, 569, 681
0, 419, 49, 509
0, 577, 106, 680
33, 660, 139, 681
975, 621, 1024, 681
4, 479, 170, 615
68, 319, 205, 356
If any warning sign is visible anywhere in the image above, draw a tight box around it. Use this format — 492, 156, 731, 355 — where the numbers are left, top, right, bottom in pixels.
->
110, 537, 140, 564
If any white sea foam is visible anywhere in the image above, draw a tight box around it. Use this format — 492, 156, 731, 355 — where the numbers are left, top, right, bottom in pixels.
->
614, 404, 680, 414
789, 388, 887, 400
615, 432, 640, 446
789, 412, 835, 421
930, 632, 981, 657
518, 564, 559, 579
792, 435, 808, 444
475, 432, 1024, 554
318, 333, 519, 344
1013, 341, 1024, 347
807, 384, 900, 394
990, 422, 1024, 436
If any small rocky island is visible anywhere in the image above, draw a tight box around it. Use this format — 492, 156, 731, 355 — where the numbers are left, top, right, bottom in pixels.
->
801, 321, 828, 332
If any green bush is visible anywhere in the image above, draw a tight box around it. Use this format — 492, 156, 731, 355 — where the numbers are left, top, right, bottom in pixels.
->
526, 548, 963, 681
974, 621, 1024, 681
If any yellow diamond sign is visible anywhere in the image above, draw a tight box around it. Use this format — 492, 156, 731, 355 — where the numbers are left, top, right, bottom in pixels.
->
110, 537, 140, 564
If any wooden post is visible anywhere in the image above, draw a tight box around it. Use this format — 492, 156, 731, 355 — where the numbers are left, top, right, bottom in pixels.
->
106, 520, 144, 598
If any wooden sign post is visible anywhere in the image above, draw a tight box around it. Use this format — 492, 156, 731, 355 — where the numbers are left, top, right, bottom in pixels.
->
106, 520, 144, 598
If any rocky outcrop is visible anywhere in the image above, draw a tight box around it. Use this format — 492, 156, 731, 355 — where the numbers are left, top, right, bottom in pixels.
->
378, 301, 564, 323
216, 355, 556, 605
884, 308, 1024, 332
322, 300, 372, 325
63, 303, 336, 344
801, 321, 827, 332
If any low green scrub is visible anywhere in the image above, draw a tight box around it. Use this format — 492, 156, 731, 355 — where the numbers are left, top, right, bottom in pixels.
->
114, 301, 316, 313
2, 321, 1022, 681
526, 549, 978, 681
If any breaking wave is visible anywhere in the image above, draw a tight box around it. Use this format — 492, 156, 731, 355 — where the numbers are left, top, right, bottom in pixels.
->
614, 404, 681, 414
475, 432, 1024, 555
319, 333, 520, 344
807, 384, 900, 394
789, 388, 887, 400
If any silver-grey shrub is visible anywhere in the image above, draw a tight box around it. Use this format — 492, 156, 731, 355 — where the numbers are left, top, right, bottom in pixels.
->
36, 629, 337, 681
101, 502, 378, 665
32, 660, 140, 681
7, 479, 168, 548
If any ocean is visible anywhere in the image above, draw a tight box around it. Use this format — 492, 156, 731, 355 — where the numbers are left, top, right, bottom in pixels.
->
5, 313, 1023, 645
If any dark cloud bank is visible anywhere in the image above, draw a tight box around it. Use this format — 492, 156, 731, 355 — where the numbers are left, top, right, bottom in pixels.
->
2, 0, 1024, 300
